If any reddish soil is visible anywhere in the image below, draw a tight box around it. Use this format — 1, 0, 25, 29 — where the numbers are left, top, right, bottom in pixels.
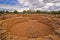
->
2, 14, 60, 38
9, 20, 53, 38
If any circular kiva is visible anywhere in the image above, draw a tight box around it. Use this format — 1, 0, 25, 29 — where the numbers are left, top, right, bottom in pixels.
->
3, 17, 54, 38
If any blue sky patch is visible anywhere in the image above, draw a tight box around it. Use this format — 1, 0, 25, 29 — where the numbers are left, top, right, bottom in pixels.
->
0, 0, 18, 5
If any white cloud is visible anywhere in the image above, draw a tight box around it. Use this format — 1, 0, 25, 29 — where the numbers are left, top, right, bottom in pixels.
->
0, 4, 21, 12
17, 0, 52, 9
17, 0, 26, 3
0, 0, 60, 11
46, 3, 54, 6
55, 2, 60, 6
17, 0, 28, 4
23, 1, 29, 6
0, 5, 17, 9
13, 0, 60, 11
39, 0, 43, 2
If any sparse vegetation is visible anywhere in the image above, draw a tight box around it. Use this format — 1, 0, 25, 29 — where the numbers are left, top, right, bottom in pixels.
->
13, 10, 18, 14
0, 10, 60, 15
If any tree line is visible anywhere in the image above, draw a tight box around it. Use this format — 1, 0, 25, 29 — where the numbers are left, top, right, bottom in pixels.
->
0, 10, 60, 15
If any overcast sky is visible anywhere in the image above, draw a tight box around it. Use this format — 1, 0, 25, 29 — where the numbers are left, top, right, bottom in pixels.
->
0, 0, 60, 12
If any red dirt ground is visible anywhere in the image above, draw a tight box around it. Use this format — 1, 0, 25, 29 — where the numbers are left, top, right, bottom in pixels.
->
9, 20, 53, 38
2, 14, 60, 38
